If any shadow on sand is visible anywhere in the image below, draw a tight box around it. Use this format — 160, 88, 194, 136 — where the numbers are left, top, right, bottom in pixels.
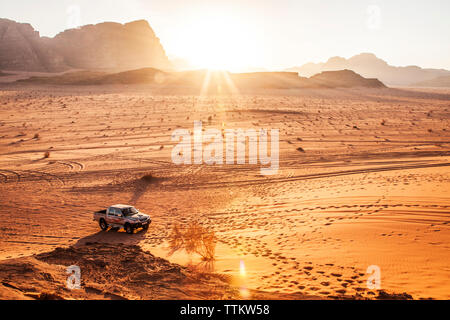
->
75, 226, 148, 247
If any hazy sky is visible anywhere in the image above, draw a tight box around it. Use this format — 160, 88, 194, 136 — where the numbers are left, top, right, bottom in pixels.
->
1, 0, 449, 70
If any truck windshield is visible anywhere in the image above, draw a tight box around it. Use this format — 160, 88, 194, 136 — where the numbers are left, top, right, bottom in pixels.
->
122, 207, 139, 216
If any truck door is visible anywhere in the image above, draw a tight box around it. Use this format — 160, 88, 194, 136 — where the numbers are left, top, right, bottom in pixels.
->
107, 208, 119, 224
116, 209, 125, 226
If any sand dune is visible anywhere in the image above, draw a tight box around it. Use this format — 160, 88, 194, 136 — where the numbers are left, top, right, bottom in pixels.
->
0, 242, 238, 300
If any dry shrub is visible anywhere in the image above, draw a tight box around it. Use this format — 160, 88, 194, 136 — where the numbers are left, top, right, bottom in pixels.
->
141, 173, 153, 182
44, 151, 50, 158
168, 221, 216, 261
168, 223, 184, 254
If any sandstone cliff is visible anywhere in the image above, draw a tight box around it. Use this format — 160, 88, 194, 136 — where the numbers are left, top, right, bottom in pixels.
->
0, 19, 66, 72
0, 19, 170, 72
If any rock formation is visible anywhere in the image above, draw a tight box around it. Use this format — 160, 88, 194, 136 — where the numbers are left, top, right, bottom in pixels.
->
308, 69, 386, 88
21, 68, 387, 89
0, 19, 65, 72
0, 19, 171, 72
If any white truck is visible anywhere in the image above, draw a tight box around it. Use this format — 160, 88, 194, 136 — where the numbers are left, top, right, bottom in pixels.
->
93, 204, 151, 234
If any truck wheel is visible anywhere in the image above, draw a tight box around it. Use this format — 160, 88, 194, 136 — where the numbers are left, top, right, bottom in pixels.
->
143, 223, 149, 230
99, 219, 108, 231
125, 224, 134, 234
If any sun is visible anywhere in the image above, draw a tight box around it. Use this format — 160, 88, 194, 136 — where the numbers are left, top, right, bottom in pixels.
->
172, 11, 261, 72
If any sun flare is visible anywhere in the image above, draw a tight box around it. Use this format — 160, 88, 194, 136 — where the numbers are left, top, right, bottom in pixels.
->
239, 260, 247, 277
173, 12, 261, 71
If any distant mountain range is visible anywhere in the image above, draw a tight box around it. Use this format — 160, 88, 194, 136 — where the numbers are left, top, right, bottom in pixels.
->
412, 75, 450, 87
2, 18, 448, 88
0, 18, 171, 72
286, 53, 450, 86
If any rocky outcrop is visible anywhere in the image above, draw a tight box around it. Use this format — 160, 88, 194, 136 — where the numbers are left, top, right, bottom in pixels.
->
0, 19, 66, 72
51, 20, 170, 71
0, 19, 171, 72
21, 68, 387, 90
308, 69, 386, 88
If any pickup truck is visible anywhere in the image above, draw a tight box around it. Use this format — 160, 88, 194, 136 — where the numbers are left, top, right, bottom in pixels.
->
93, 204, 151, 234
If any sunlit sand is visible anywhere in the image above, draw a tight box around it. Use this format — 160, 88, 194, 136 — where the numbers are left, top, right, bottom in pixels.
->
0, 81, 448, 299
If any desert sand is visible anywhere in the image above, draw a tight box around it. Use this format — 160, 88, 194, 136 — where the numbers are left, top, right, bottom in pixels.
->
0, 81, 449, 299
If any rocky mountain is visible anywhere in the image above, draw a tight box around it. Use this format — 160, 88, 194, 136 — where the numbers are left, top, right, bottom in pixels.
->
0, 19, 65, 72
286, 53, 450, 86
0, 18, 171, 72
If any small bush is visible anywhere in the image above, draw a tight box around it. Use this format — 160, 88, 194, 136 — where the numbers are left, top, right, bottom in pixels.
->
141, 173, 153, 182
168, 221, 216, 261
44, 151, 50, 158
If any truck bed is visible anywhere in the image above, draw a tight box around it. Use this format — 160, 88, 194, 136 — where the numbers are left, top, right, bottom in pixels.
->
93, 209, 107, 221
